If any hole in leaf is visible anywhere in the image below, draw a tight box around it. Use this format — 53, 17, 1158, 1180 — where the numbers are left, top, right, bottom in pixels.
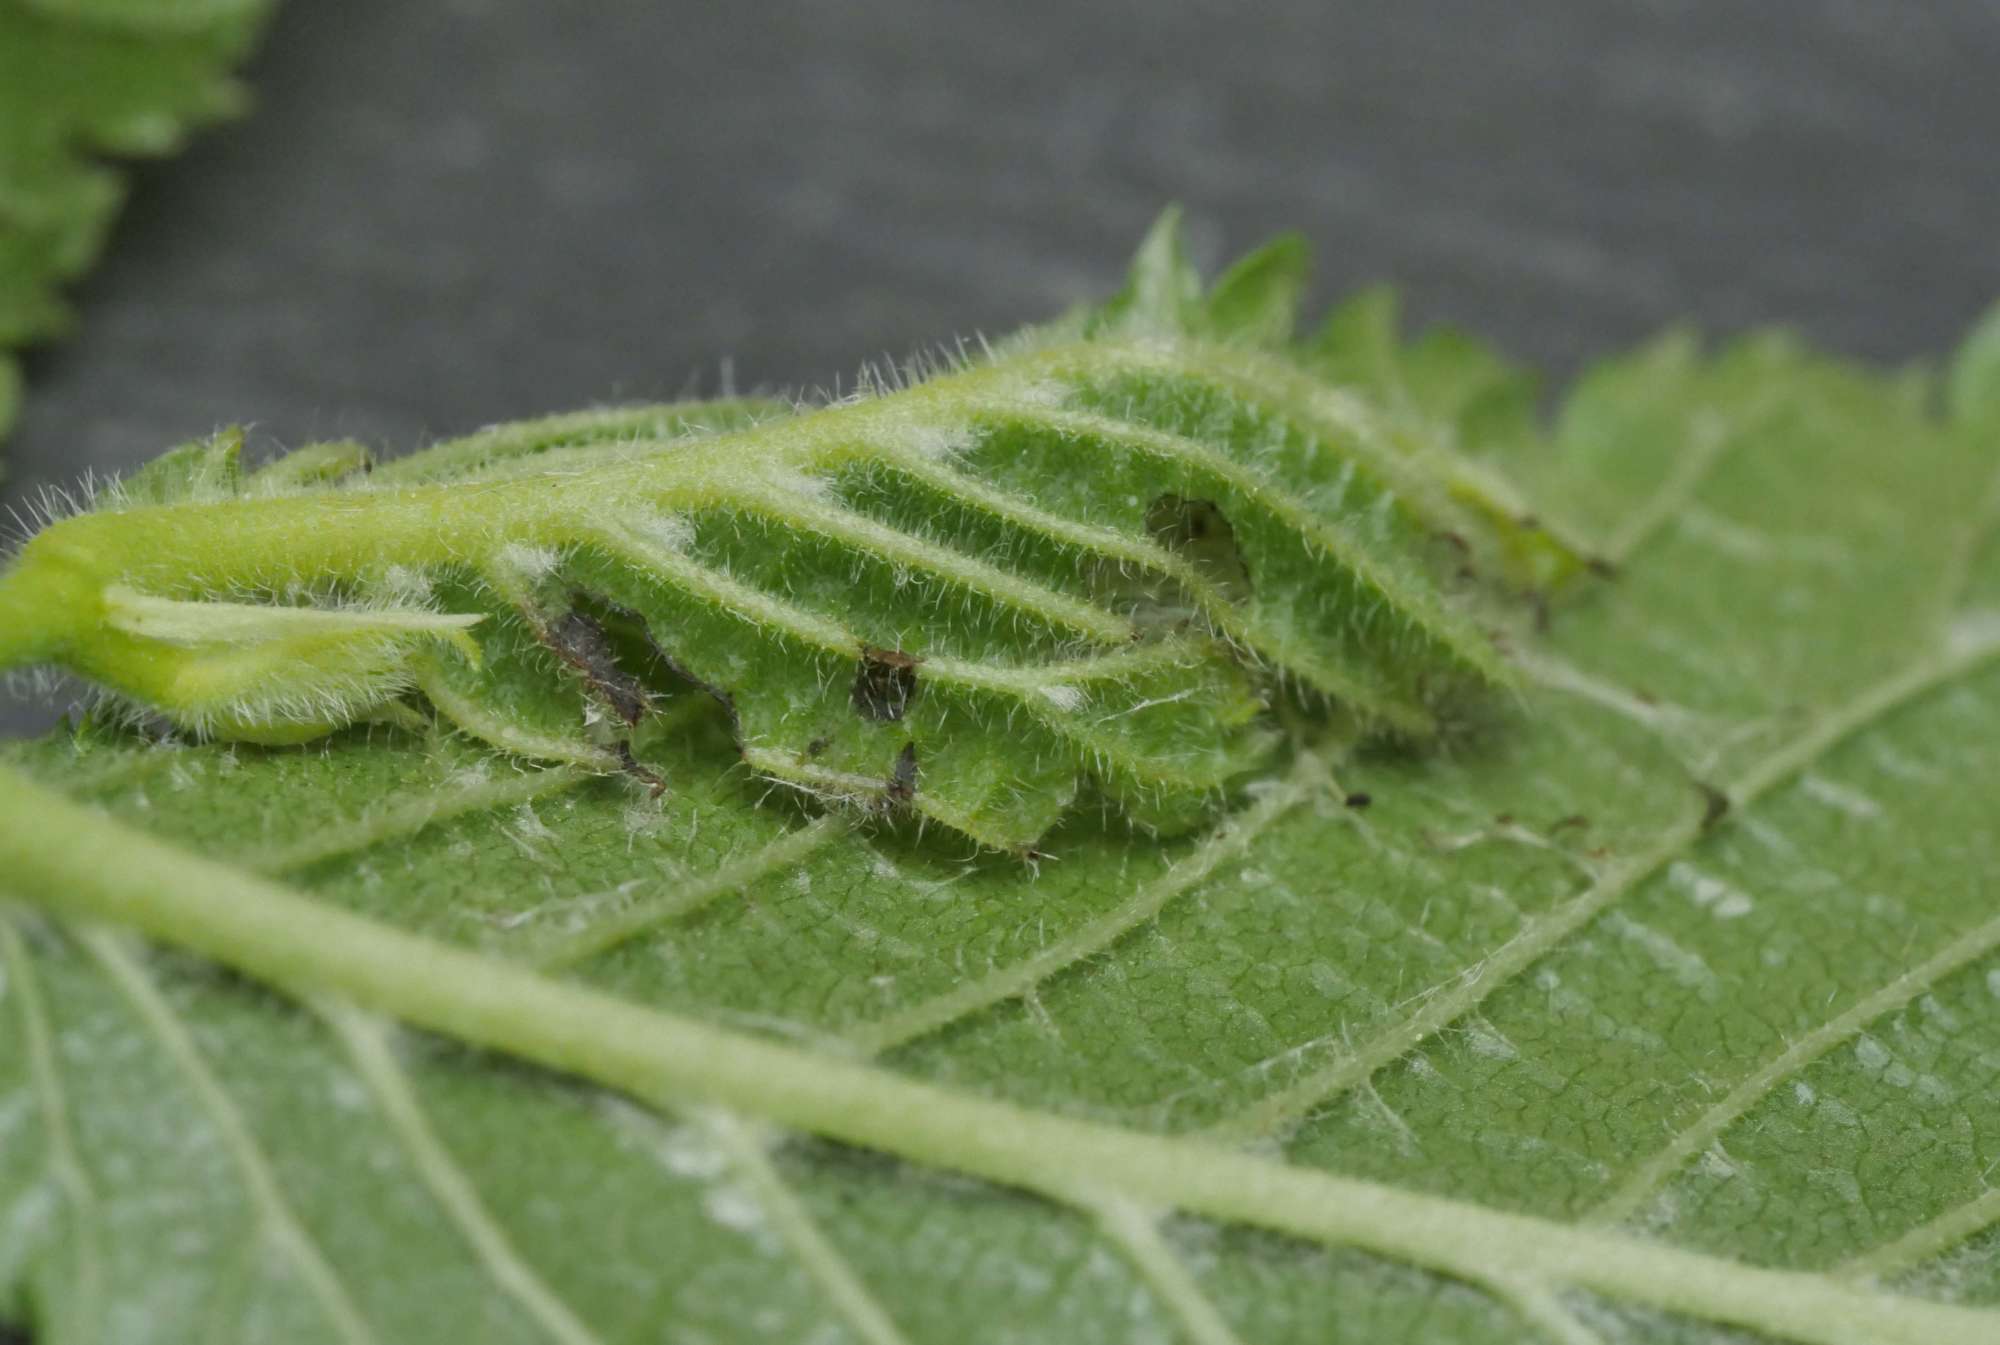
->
1145, 494, 1254, 604
853, 646, 922, 722
567, 592, 743, 733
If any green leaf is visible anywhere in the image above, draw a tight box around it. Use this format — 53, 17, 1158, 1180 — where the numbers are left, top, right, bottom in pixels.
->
0, 0, 275, 449
1201, 232, 1310, 347
107, 423, 243, 503
1087, 205, 1206, 336
1308, 286, 1539, 449
1949, 299, 2000, 430
4, 226, 2000, 1345
0, 251, 1534, 847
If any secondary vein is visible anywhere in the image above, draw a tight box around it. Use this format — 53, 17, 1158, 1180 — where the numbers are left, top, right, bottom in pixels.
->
79, 926, 378, 1345
1201, 628, 2000, 1144
318, 1001, 605, 1345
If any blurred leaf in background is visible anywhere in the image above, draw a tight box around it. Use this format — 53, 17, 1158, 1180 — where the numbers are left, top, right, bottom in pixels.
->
0, 0, 274, 451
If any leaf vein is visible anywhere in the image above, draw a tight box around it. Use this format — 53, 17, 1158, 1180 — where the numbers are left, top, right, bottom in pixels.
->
0, 915, 104, 1340
1488, 1278, 1608, 1345
697, 1108, 915, 1345
1837, 1184, 2000, 1283
1587, 909, 2000, 1227
1088, 1193, 1247, 1345
80, 928, 379, 1345
842, 755, 1328, 1057
239, 767, 587, 876
527, 813, 850, 970
318, 1000, 605, 1345
1202, 631, 2000, 1143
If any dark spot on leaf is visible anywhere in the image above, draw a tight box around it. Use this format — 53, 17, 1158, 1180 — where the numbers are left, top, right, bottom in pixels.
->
886, 742, 919, 804
1549, 813, 1589, 834
1146, 495, 1254, 603
614, 741, 668, 797
1344, 791, 1372, 809
1695, 780, 1731, 831
853, 646, 922, 722
541, 610, 650, 726
1586, 555, 1617, 579
805, 736, 830, 758
1436, 529, 1479, 582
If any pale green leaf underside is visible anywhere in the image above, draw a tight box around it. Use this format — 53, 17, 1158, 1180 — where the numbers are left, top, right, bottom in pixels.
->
2, 225, 2000, 1345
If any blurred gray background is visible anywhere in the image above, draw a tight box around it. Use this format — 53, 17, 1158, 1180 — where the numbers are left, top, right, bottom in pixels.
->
4, 0, 1998, 741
